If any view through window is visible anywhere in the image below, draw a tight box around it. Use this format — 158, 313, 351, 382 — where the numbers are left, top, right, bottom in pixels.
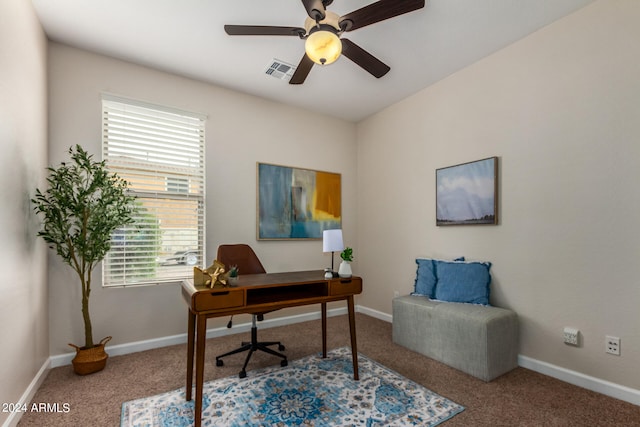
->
102, 95, 205, 287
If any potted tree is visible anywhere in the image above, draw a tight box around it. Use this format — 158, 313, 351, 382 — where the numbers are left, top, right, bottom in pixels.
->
32, 145, 135, 374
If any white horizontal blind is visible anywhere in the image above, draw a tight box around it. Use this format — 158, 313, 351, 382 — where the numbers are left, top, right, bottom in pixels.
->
102, 95, 205, 287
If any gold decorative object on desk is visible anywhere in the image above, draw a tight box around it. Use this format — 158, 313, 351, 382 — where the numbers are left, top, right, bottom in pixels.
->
193, 260, 228, 288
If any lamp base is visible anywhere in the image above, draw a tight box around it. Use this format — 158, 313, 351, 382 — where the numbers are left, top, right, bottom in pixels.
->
324, 268, 340, 279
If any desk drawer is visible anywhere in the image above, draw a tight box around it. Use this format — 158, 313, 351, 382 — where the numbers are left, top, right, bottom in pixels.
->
329, 277, 362, 296
193, 289, 244, 311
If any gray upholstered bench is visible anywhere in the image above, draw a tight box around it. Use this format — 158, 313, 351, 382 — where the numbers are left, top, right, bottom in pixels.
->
393, 295, 518, 381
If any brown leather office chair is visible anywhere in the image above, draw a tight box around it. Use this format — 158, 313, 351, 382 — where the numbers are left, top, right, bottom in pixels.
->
214, 244, 287, 378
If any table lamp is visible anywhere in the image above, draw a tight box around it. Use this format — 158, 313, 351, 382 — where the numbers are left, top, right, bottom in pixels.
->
323, 229, 344, 277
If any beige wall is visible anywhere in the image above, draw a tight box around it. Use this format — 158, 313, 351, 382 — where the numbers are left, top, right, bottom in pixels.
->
47, 43, 358, 355
357, 0, 640, 390
0, 0, 48, 424
9, 0, 639, 408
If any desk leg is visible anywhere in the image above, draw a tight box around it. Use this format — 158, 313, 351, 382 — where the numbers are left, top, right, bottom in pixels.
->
186, 310, 195, 401
194, 314, 207, 427
321, 302, 327, 358
347, 295, 359, 380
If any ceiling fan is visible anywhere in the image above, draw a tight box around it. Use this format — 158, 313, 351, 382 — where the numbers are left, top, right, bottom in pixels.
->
224, 0, 425, 84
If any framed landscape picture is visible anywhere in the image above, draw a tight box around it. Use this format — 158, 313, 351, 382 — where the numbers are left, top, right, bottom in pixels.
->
436, 157, 498, 226
257, 162, 342, 240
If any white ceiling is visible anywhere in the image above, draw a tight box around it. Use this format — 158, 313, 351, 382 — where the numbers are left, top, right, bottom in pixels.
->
31, 0, 594, 122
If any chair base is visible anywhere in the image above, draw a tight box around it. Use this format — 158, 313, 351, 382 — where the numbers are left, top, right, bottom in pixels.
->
215, 319, 287, 378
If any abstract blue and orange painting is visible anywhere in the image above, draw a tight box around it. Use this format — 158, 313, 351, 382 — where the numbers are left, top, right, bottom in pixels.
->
258, 163, 341, 239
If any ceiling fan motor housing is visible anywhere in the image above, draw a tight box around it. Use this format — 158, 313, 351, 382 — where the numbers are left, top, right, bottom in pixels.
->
304, 11, 341, 35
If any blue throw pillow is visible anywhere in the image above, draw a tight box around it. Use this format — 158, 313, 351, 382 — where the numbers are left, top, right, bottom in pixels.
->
412, 257, 466, 298
413, 258, 436, 297
434, 260, 492, 305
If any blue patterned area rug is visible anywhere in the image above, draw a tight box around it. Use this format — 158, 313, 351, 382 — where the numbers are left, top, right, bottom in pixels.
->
121, 347, 464, 426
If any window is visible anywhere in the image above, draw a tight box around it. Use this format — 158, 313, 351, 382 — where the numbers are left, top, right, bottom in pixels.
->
166, 177, 189, 194
102, 94, 205, 287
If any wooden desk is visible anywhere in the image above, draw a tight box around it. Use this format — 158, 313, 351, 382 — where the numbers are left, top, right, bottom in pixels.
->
182, 270, 363, 427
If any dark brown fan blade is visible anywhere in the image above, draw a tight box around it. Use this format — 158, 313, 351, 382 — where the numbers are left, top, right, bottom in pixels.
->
339, 0, 425, 32
301, 0, 326, 21
224, 25, 305, 37
289, 54, 314, 85
341, 38, 390, 78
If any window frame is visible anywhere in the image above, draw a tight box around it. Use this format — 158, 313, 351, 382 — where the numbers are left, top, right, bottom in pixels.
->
101, 94, 206, 287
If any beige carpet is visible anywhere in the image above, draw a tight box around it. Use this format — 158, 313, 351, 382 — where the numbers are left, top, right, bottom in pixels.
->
18, 313, 640, 426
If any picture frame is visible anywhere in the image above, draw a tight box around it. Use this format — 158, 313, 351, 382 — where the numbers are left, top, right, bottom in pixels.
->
436, 157, 498, 226
257, 162, 342, 240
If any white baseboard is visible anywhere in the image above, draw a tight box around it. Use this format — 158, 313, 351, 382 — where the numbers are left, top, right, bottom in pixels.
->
357, 304, 392, 323
50, 306, 348, 368
19, 303, 639, 427
383, 307, 639, 406
2, 358, 50, 427
518, 355, 640, 406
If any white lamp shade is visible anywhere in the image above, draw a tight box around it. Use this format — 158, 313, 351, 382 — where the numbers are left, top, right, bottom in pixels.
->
322, 229, 344, 253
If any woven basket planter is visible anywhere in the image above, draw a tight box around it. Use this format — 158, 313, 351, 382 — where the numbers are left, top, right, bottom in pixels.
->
69, 336, 112, 375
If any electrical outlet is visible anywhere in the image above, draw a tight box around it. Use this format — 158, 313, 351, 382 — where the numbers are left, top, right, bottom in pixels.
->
564, 327, 579, 346
606, 336, 620, 355
393, 291, 400, 298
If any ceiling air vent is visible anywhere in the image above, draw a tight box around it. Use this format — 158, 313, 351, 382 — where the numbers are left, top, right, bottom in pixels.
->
265, 59, 296, 82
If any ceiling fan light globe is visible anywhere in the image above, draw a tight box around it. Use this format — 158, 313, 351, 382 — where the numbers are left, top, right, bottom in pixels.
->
305, 30, 341, 65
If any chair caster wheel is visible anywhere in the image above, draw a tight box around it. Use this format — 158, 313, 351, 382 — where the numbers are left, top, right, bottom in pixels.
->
281, 360, 288, 367
239, 370, 247, 379
216, 359, 223, 367
278, 344, 285, 351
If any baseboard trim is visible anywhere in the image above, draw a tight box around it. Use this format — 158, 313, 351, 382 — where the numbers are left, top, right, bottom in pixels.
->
384, 306, 639, 406
357, 305, 392, 323
31, 303, 640, 422
50, 306, 348, 368
518, 355, 640, 406
2, 358, 51, 427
